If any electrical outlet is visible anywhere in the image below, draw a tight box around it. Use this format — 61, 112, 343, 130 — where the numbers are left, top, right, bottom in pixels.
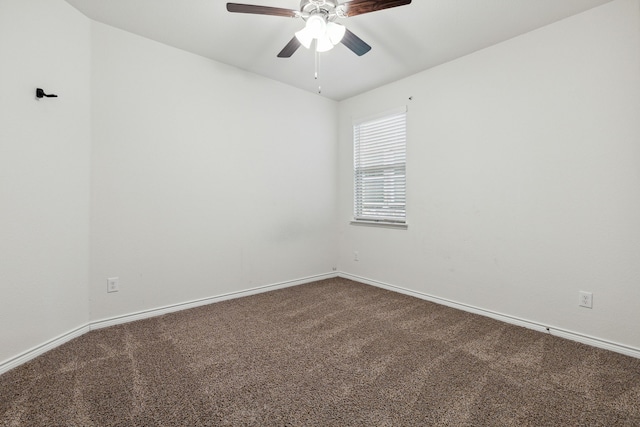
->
107, 277, 120, 293
579, 291, 593, 308
354, 251, 359, 261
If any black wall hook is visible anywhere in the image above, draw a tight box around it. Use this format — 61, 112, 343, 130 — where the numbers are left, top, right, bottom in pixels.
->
36, 88, 57, 99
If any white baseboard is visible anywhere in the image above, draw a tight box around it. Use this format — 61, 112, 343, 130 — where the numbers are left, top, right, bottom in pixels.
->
4, 270, 637, 376
339, 272, 640, 360
0, 272, 338, 375
0, 325, 91, 375
90, 272, 338, 330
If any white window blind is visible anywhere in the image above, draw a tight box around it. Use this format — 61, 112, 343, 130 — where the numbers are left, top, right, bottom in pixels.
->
354, 107, 407, 224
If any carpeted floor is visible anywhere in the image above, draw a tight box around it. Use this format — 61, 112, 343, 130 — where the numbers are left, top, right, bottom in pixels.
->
2, 277, 640, 426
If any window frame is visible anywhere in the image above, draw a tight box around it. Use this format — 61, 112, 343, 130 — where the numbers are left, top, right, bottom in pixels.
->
351, 106, 408, 229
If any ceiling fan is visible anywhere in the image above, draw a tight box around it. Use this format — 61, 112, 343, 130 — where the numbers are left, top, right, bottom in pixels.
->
226, 0, 412, 58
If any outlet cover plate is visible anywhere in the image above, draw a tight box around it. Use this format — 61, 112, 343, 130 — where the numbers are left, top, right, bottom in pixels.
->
107, 277, 120, 293
579, 291, 593, 308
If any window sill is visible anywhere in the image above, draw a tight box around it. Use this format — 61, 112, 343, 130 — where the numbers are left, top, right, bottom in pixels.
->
350, 220, 408, 230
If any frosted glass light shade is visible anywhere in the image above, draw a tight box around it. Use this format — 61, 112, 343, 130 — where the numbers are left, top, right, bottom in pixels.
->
316, 35, 334, 52
295, 27, 314, 49
327, 22, 346, 45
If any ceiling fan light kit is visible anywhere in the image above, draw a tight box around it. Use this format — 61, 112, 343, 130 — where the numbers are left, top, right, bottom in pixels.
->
295, 17, 346, 52
294, 13, 346, 52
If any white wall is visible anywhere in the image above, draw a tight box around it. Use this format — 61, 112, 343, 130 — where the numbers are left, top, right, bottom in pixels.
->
0, 0, 91, 364
90, 22, 338, 321
338, 0, 640, 349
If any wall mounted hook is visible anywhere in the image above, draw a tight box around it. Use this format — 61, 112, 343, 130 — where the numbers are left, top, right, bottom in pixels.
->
36, 88, 57, 99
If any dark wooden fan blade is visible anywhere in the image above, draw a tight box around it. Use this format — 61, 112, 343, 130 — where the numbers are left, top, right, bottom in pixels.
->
226, 3, 298, 17
277, 37, 302, 58
342, 0, 411, 17
341, 29, 371, 56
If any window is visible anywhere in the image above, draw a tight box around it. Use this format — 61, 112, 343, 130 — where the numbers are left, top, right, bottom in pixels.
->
353, 106, 407, 226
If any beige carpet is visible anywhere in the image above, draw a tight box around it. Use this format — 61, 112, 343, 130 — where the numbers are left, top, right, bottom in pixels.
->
2, 277, 640, 426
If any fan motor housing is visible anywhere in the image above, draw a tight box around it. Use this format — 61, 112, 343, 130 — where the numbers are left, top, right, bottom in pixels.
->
300, 0, 340, 20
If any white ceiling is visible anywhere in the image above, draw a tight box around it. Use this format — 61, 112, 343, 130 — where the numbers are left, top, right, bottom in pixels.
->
64, 0, 614, 100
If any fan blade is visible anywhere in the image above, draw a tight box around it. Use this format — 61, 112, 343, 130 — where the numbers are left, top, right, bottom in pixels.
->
341, 29, 371, 56
277, 37, 302, 58
342, 0, 411, 17
226, 3, 298, 17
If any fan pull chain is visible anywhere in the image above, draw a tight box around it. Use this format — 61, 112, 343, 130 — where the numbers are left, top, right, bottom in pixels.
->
315, 49, 321, 94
